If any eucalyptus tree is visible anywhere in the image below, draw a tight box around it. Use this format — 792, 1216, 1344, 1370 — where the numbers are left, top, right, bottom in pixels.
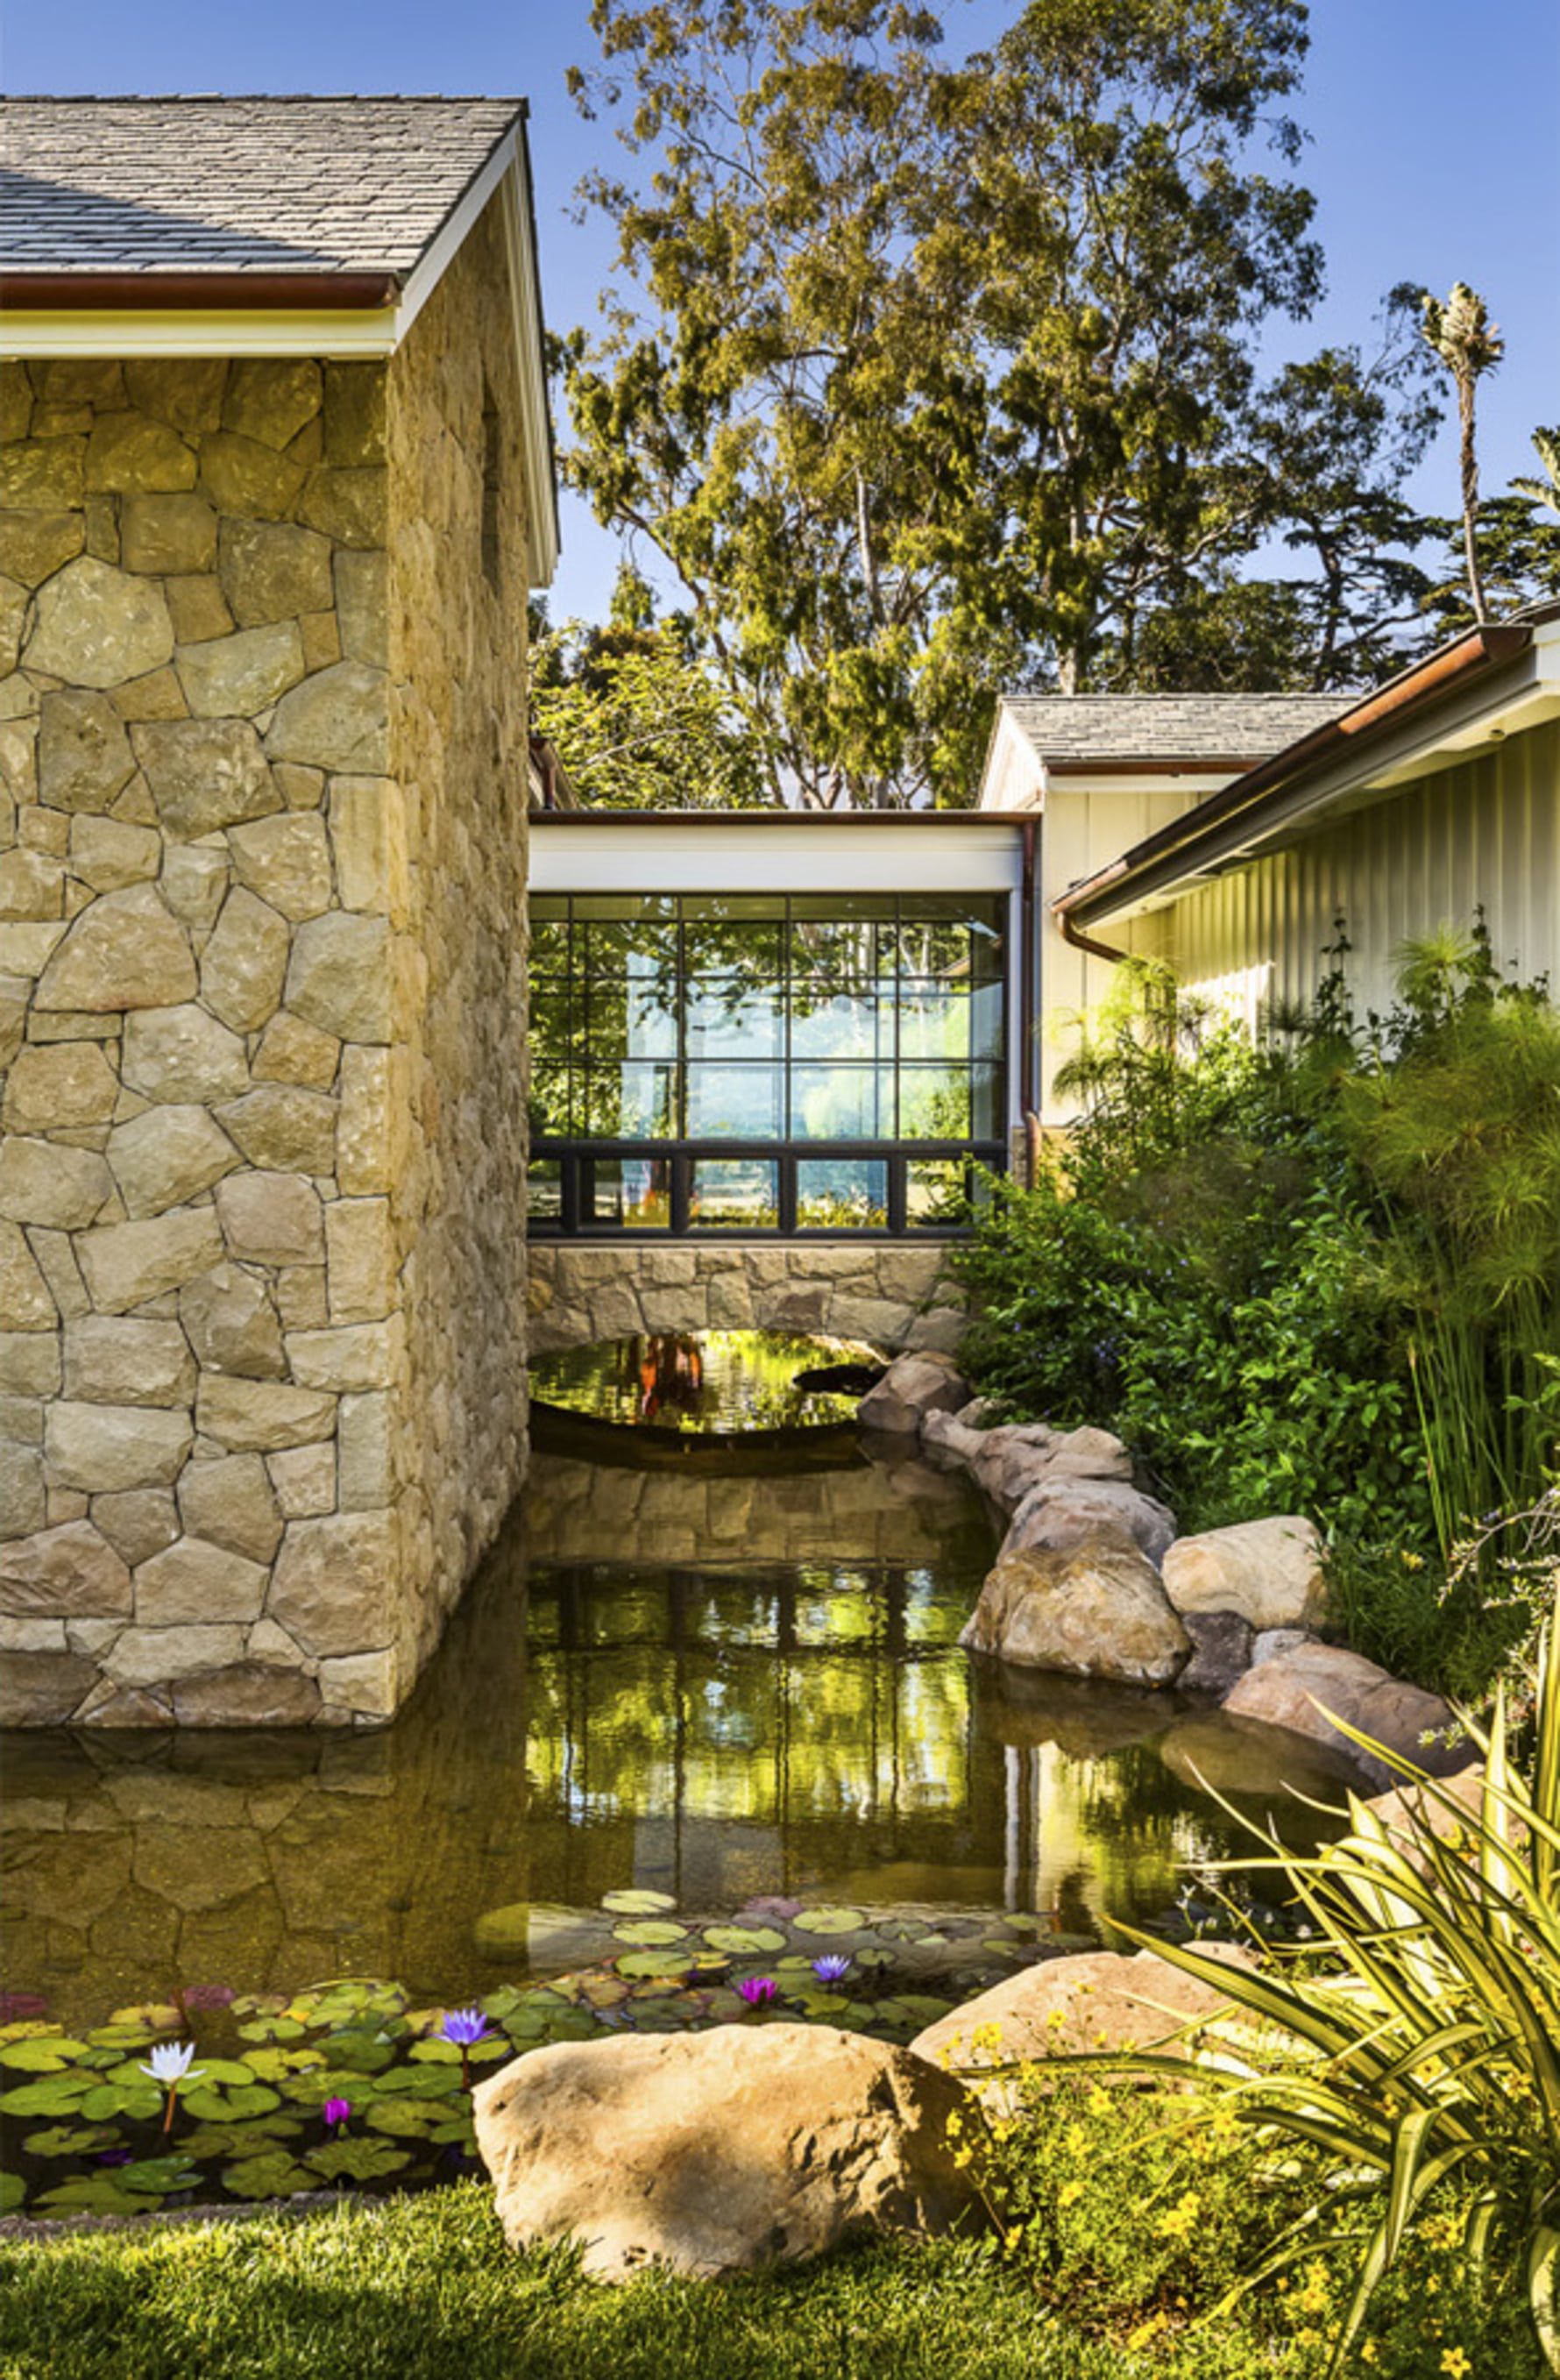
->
559, 0, 1437, 805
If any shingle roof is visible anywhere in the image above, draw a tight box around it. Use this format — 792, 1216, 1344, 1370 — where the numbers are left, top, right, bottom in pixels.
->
1000, 693, 1346, 764
0, 96, 526, 278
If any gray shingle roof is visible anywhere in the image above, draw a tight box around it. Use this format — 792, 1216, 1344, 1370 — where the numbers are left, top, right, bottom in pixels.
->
1, 96, 526, 277
1001, 693, 1346, 764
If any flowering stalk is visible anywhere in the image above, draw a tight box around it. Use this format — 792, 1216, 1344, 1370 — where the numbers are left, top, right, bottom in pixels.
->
439, 2006, 495, 2089
138, 2040, 203, 2136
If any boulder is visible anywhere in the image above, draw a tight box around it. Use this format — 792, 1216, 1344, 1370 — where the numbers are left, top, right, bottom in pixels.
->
0, 1649, 97, 1727
472, 2022, 983, 2281
960, 1531, 1191, 1687
1003, 1475, 1178, 1567
1222, 1641, 1466, 1792
912, 1943, 1258, 2096
1161, 1517, 1325, 1631
857, 1351, 970, 1436
1158, 1712, 1361, 1803
1176, 1609, 1254, 1695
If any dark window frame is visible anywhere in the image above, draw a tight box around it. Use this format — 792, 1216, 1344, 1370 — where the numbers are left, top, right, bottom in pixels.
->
528, 892, 1008, 1238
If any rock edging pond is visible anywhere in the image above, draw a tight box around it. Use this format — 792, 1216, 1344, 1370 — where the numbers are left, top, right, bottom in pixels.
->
860, 1352, 1470, 1794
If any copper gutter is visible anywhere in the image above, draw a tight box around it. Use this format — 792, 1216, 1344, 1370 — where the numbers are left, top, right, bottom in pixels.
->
0, 270, 401, 310
1053, 621, 1535, 929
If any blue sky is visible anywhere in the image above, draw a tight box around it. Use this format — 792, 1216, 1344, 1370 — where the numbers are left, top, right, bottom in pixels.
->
10, 0, 1556, 619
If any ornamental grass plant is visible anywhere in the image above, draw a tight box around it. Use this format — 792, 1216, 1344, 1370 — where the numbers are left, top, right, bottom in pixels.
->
1085, 1616, 1560, 2373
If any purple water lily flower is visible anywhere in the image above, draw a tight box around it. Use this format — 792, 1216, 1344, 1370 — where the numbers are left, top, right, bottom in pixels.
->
96, 2148, 132, 2166
811, 1954, 852, 1986
322, 2097, 351, 2134
440, 2005, 495, 2085
181, 1985, 236, 2013
735, 1976, 777, 2011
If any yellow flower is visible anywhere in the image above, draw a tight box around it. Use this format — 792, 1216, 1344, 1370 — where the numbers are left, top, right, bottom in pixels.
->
971, 2021, 1003, 2055
1087, 2085, 1112, 2116
1046, 2007, 1068, 2033
1058, 2178, 1084, 2208
1154, 2191, 1202, 2243
1440, 2352, 1471, 2378
1065, 2121, 1088, 2156
1359, 2345, 1378, 2367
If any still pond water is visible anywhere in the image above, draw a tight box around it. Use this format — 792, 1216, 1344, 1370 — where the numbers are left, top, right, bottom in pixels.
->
2, 1424, 1352, 2034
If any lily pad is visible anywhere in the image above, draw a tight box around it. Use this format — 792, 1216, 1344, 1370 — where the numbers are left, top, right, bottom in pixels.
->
110, 2002, 181, 2031
614, 1950, 693, 1980
78, 2083, 162, 2123
36, 2176, 145, 2216
238, 2015, 307, 2044
613, 1921, 688, 1947
601, 1889, 677, 1915
180, 2083, 281, 2123
702, 1925, 786, 1956
119, 2156, 201, 2196
365, 2099, 444, 2137
181, 2118, 304, 2159
305, 2138, 410, 2183
792, 1907, 868, 1936
21, 2122, 119, 2157
0, 2036, 92, 2071
0, 2074, 95, 2117
363, 2064, 460, 2099
222, 2151, 316, 2199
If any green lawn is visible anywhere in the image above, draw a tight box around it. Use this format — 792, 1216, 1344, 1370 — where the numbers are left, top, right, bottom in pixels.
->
0, 2184, 1268, 2380
0, 2180, 1535, 2380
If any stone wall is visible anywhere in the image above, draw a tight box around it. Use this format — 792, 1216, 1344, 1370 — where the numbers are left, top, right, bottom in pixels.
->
0, 195, 531, 1728
527, 1242, 966, 1358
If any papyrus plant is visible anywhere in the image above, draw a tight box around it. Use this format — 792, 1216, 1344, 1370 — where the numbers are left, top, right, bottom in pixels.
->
1106, 1630, 1560, 2373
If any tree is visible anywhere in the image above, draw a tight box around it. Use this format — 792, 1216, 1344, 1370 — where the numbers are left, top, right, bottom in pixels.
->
531, 583, 769, 809
1511, 425, 1560, 520
560, 0, 1359, 807
1420, 281, 1505, 622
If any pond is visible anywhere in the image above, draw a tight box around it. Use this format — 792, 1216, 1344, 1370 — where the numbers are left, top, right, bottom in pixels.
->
0, 1422, 1354, 2217
529, 1329, 879, 1436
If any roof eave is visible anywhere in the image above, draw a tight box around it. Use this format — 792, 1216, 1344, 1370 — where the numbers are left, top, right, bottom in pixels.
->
1053, 621, 1543, 928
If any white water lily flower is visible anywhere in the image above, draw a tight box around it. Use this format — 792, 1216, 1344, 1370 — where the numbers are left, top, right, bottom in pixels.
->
139, 2039, 203, 2087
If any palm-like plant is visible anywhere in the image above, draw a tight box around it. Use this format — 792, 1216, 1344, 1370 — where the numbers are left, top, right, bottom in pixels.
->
1513, 428, 1560, 522
1107, 1626, 1560, 2373
1422, 282, 1506, 622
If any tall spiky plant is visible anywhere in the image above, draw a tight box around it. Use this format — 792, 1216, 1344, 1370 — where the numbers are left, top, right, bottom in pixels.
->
1422, 283, 1506, 622
1514, 427, 1560, 522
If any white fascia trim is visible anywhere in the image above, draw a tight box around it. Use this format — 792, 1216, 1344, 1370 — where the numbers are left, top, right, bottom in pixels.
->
1090, 647, 1560, 926
0, 306, 401, 356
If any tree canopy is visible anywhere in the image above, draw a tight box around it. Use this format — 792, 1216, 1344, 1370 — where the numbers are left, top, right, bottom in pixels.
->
554, 0, 1468, 806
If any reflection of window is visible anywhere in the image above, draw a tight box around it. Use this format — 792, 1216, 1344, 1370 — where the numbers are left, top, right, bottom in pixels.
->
528, 891, 1007, 1233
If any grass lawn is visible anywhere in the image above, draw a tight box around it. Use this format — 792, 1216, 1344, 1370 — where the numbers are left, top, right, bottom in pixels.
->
0, 2182, 1301, 2380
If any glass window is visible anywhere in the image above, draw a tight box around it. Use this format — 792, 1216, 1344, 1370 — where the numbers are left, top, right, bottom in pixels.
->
582, 1063, 679, 1138
527, 1158, 563, 1223
797, 1158, 888, 1230
791, 1063, 894, 1140
905, 1157, 970, 1227
789, 980, 887, 1062
526, 892, 1007, 1235
686, 1062, 784, 1138
689, 1158, 779, 1230
685, 978, 784, 1060
589, 1157, 671, 1229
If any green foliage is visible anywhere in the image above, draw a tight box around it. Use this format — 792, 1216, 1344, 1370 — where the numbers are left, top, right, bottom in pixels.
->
1336, 924, 1560, 1548
0, 2168, 1537, 2380
558, 0, 1443, 806
530, 604, 769, 808
1103, 1626, 1560, 2374
955, 963, 1428, 1540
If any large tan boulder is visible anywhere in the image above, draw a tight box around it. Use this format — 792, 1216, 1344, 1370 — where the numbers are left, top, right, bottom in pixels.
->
1223, 1641, 1464, 1792
1004, 1475, 1177, 1566
960, 1530, 1191, 1686
857, 1350, 970, 1436
912, 1944, 1259, 2092
472, 2022, 983, 2282
1162, 1517, 1325, 1630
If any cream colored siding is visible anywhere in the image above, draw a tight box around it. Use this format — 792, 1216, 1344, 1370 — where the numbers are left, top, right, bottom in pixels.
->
1123, 719, 1560, 1023
1039, 783, 1200, 1114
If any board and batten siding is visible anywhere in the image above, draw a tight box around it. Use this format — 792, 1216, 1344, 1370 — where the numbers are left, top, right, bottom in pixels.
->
1039, 780, 1201, 1117
1121, 718, 1560, 1028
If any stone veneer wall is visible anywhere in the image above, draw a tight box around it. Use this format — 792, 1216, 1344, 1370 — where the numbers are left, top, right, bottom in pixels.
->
0, 195, 531, 1728
527, 1242, 966, 1359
